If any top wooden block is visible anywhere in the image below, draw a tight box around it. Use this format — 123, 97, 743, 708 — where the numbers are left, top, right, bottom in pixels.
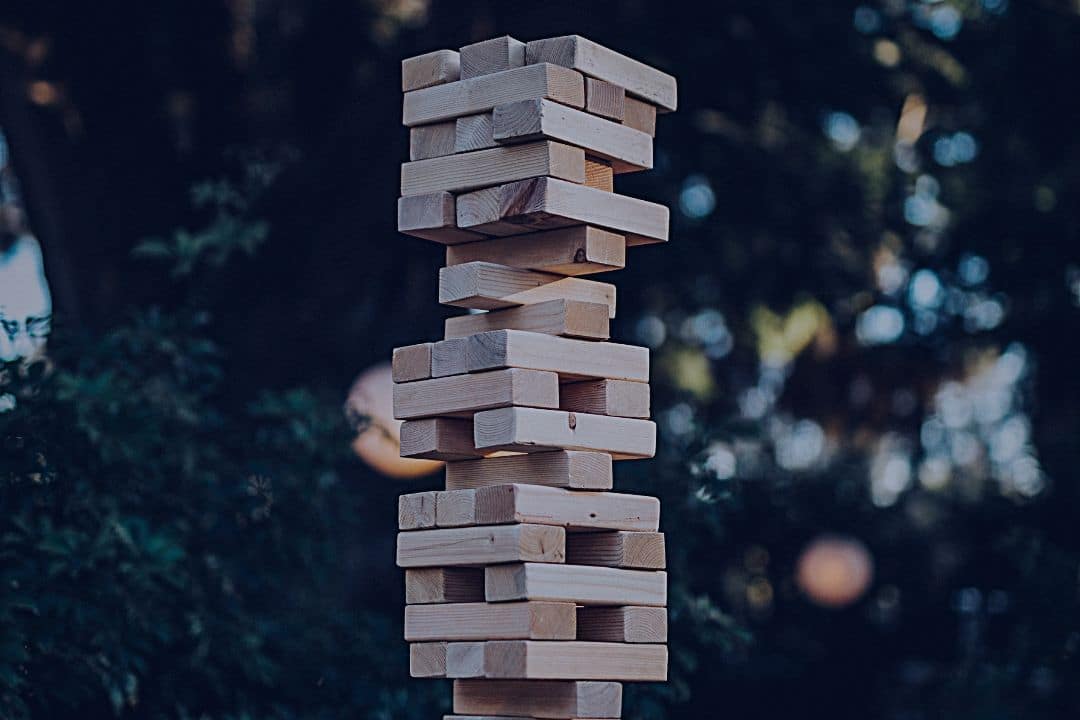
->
402, 49, 461, 92
460, 35, 526, 79
526, 35, 677, 111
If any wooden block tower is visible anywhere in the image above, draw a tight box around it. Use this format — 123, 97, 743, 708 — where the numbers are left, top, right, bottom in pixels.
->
392, 34, 676, 719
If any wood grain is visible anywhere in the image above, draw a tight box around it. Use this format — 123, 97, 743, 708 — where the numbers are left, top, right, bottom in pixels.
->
444, 450, 613, 491
401, 140, 585, 196
439, 262, 616, 318
446, 226, 625, 278
392, 368, 559, 420
404, 601, 576, 641
402, 49, 460, 92
398, 191, 486, 245
584, 158, 614, 191
398, 491, 437, 530
409, 120, 456, 160
622, 96, 657, 136
396, 524, 566, 568
445, 642, 486, 678
410, 641, 447, 677
565, 531, 666, 569
405, 567, 485, 604
435, 489, 476, 527
431, 337, 468, 377
460, 35, 526, 79
474, 484, 659, 532
466, 329, 649, 381
559, 378, 650, 418
392, 342, 432, 382
585, 77, 625, 120
473, 407, 656, 459
576, 606, 667, 643
444, 299, 611, 341
452, 679, 622, 719
399, 417, 483, 460
454, 113, 497, 153
484, 640, 667, 681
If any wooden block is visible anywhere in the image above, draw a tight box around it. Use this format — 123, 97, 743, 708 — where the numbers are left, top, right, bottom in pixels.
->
525, 35, 677, 111
446, 642, 487, 678
410, 641, 447, 677
399, 491, 437, 530
456, 177, 668, 246
484, 640, 667, 681
445, 451, 613, 491
474, 484, 659, 532
401, 140, 586, 197
403, 63, 584, 127
396, 524, 565, 568
392, 342, 432, 382
455, 113, 497, 153
435, 489, 476, 527
400, 418, 484, 460
406, 567, 485, 604
405, 601, 576, 641
486, 563, 667, 606
622, 96, 656, 136
402, 49, 460, 92
460, 35, 526, 79
585, 77, 625, 121
453, 679, 622, 719
410, 121, 457, 160
445, 299, 610, 341
565, 531, 666, 570
576, 606, 667, 643
466, 329, 648, 382
447, 226, 624, 278
398, 192, 487, 245
560, 379, 650, 418
392, 368, 559, 420
492, 98, 651, 172
474, 407, 656, 459
584, 159, 613, 191
432, 338, 468, 377
439, 262, 616, 318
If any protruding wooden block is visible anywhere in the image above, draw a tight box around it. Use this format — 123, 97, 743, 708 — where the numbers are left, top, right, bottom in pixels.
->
446, 226, 625, 277
439, 262, 616, 318
585, 77, 625, 120
576, 606, 667, 643
460, 35, 526, 79
486, 563, 666, 606
453, 679, 623, 719
403, 63, 584, 127
445, 299, 610, 341
584, 158, 613, 191
474, 484, 659, 532
402, 49, 460, 92
410, 641, 447, 677
400, 417, 483, 460
398, 192, 487, 245
560, 378, 650, 418
435, 489, 476, 527
392, 368, 559, 420
431, 337, 468, 377
405, 601, 576, 641
401, 140, 586, 197
473, 407, 656, 459
445, 451, 613, 491
392, 342, 433, 382
410, 121, 457, 160
455, 114, 497, 153
396, 524, 566, 568
622, 96, 657, 136
398, 491, 437, 530
466, 329, 649, 382
565, 531, 666, 569
406, 567, 485, 604
484, 640, 667, 681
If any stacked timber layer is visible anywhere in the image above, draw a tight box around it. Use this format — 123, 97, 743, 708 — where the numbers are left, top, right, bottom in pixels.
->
392, 33, 676, 719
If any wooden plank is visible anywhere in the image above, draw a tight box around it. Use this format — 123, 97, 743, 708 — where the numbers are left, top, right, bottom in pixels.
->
410, 641, 447, 677
585, 77, 624, 121
435, 489, 476, 527
560, 379, 650, 418
400, 417, 484, 460
455, 113, 497, 153
473, 407, 656, 459
446, 226, 624, 277
392, 342, 432, 382
576, 606, 667, 643
392, 368, 559, 420
445, 299, 610, 341
406, 567, 485, 604
456, 177, 668, 246
484, 641, 667, 681
622, 96, 656, 136
492, 98, 651, 172
453, 679, 622, 719
403, 62, 584, 127
431, 337, 468, 377
466, 329, 648, 382
410, 121, 456, 160
584, 158, 613, 191
439, 262, 616, 318
445, 451, 613, 491
460, 36, 526, 79
398, 491, 437, 530
565, 531, 666, 570
396, 524, 565, 568
485, 563, 666, 606
525, 35, 677, 111
405, 601, 576, 641
401, 140, 585, 197
398, 192, 487, 245
474, 484, 659, 532
446, 642, 486, 678
402, 49, 460, 92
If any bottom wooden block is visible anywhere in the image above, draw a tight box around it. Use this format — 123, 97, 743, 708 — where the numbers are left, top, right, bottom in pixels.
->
453, 679, 622, 719
484, 640, 667, 681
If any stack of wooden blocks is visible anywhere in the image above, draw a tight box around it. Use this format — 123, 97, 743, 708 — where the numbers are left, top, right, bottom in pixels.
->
392, 34, 676, 720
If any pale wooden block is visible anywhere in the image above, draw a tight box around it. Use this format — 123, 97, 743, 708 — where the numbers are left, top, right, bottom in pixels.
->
398, 192, 487, 245
585, 77, 625, 121
439, 262, 616, 318
431, 337, 468, 377
392, 342, 432, 382
392, 368, 559, 420
445, 299, 610, 341
492, 98, 651, 172
405, 601, 576, 641
410, 121, 457, 160
401, 140, 586, 197
485, 563, 667, 606
398, 491, 437, 530
453, 679, 623, 719
396, 524, 565, 568
455, 114, 497, 153
474, 484, 659, 532
584, 158, 613, 191
460, 35, 526, 79
576, 606, 667, 643
410, 641, 447, 677
473, 407, 656, 459
484, 640, 667, 681
525, 35, 677, 111
435, 489, 476, 527
405, 567, 485, 604
403, 63, 584, 127
622, 96, 656, 136
445, 451, 613, 491
446, 226, 625, 278
446, 642, 487, 678
456, 177, 668, 246
559, 379, 650, 418
466, 329, 648, 382
402, 49, 460, 92
565, 531, 666, 570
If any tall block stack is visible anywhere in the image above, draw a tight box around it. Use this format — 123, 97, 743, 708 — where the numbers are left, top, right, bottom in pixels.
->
392, 34, 676, 719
